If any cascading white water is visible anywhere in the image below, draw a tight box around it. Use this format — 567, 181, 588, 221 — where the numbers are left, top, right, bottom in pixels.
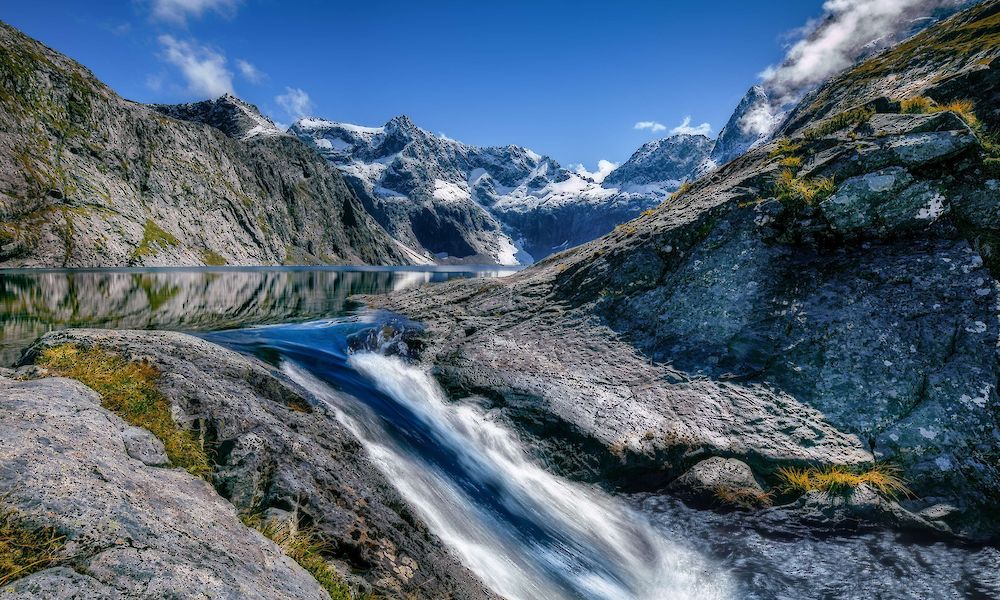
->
285, 352, 733, 600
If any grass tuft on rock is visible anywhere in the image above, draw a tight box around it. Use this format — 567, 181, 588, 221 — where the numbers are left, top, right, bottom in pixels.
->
667, 180, 693, 202
712, 486, 773, 509
776, 463, 913, 500
900, 96, 979, 127
0, 506, 64, 587
242, 513, 352, 600
37, 344, 211, 477
772, 169, 836, 210
802, 106, 875, 140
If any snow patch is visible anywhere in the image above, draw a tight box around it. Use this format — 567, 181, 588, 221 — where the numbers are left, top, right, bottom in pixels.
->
433, 179, 470, 202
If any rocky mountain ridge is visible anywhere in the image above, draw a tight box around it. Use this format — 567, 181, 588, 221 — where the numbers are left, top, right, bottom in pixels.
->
0, 22, 410, 267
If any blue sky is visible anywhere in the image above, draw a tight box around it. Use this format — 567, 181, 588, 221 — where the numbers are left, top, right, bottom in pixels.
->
1, 1, 826, 169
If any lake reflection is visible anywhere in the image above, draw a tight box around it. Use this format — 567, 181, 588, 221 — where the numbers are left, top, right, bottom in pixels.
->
0, 267, 515, 365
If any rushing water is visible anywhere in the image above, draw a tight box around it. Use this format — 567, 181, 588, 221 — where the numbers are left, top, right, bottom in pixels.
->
1, 268, 998, 599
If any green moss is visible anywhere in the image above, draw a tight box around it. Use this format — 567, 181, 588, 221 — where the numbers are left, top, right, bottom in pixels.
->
133, 219, 179, 259
201, 249, 227, 266
769, 137, 805, 160
0, 507, 65, 587
38, 344, 211, 477
985, 157, 1000, 178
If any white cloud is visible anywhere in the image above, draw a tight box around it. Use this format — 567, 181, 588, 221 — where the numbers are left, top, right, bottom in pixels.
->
276, 87, 313, 119
634, 121, 666, 133
236, 59, 264, 83
738, 100, 782, 137
150, 0, 241, 25
157, 35, 234, 97
145, 73, 164, 92
760, 0, 969, 105
669, 116, 712, 136
574, 159, 618, 183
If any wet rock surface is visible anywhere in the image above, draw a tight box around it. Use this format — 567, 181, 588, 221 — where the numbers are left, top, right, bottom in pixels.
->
13, 329, 496, 600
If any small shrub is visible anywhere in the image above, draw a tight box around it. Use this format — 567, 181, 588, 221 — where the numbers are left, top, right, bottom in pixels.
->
640, 208, 657, 218
0, 507, 65, 587
776, 463, 913, 500
772, 169, 835, 209
779, 156, 803, 170
900, 96, 935, 114
38, 344, 211, 477
243, 513, 351, 600
769, 137, 804, 159
667, 180, 693, 202
134, 219, 179, 259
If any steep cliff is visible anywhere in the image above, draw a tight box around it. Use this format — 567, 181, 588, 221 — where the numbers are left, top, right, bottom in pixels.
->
0, 22, 410, 267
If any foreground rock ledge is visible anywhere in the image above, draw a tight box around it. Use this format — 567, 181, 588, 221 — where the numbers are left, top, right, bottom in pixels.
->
1, 329, 496, 600
0, 375, 328, 599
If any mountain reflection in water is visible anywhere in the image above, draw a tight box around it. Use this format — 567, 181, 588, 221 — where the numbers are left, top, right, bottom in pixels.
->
0, 267, 516, 365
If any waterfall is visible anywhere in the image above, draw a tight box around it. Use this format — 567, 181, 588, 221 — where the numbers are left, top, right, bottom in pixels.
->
285, 352, 732, 600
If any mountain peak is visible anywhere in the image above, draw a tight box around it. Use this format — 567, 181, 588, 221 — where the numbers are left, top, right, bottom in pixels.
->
385, 114, 417, 131
152, 94, 283, 141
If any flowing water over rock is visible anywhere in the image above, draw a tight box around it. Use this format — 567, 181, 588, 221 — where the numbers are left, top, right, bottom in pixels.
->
207, 317, 1000, 600
1, 268, 998, 599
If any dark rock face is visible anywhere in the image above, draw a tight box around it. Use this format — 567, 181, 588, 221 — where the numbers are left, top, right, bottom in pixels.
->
18, 329, 497, 600
366, 4, 1000, 538
0, 22, 409, 267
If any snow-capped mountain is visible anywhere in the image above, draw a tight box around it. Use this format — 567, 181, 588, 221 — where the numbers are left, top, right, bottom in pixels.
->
152, 94, 284, 141
290, 116, 709, 264
605, 134, 713, 188
707, 85, 775, 168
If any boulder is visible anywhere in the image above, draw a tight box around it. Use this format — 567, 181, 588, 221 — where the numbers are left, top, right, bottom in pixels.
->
821, 167, 915, 231
121, 426, 169, 466
762, 484, 946, 534
668, 457, 769, 508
